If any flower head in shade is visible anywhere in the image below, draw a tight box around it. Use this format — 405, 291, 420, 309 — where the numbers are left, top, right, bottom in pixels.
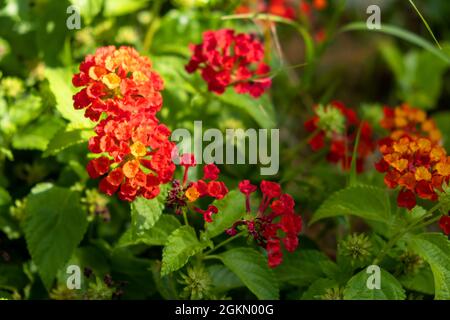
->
304, 101, 376, 172
228, 180, 302, 268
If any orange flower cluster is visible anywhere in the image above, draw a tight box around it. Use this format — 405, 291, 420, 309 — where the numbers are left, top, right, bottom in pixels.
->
235, 0, 327, 20
381, 104, 442, 144
73, 46, 176, 201
376, 105, 447, 210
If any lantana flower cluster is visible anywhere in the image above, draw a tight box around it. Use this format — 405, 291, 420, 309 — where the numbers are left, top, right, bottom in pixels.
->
226, 180, 302, 268
380, 104, 442, 144
376, 104, 449, 210
167, 155, 228, 223
185, 29, 272, 97
73, 46, 176, 201
304, 101, 375, 172
235, 0, 327, 20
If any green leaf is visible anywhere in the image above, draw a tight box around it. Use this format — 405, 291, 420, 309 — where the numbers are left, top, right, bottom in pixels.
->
110, 249, 157, 299
301, 278, 339, 300
218, 90, 276, 129
130, 187, 168, 239
205, 190, 246, 239
207, 264, 244, 293
408, 233, 450, 300
217, 248, 279, 300
399, 265, 435, 296
310, 185, 391, 225
24, 185, 88, 289
344, 268, 406, 300
43, 128, 94, 157
341, 22, 450, 65
117, 215, 181, 248
45, 67, 93, 127
0, 264, 28, 291
275, 249, 338, 287
70, 0, 103, 24
103, 0, 150, 17
161, 226, 206, 276
12, 115, 65, 151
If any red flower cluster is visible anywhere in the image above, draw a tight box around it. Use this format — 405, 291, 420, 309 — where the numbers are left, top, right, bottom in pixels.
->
235, 0, 327, 20
376, 105, 448, 210
73, 46, 176, 201
227, 180, 302, 268
304, 101, 375, 172
185, 29, 271, 98
440, 215, 450, 235
167, 154, 228, 222
375, 136, 450, 210
381, 104, 442, 144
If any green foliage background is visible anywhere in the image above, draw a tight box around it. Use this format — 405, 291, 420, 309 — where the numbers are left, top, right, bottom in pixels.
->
0, 0, 449, 300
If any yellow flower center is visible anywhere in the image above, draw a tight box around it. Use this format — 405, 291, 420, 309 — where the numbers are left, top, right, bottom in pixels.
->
130, 141, 147, 158
185, 186, 200, 202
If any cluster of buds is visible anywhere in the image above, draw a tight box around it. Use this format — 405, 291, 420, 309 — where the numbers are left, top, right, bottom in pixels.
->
185, 29, 271, 97
226, 180, 302, 268
166, 154, 228, 223
304, 101, 375, 172
73, 46, 176, 201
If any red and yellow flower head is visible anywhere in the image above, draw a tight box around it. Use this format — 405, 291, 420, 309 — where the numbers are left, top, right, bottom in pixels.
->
73, 46, 176, 202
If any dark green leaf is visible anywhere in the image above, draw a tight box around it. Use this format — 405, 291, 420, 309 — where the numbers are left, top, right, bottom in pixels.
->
217, 248, 279, 300
24, 185, 88, 289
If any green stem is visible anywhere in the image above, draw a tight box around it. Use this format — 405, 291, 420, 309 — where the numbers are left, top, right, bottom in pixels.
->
182, 208, 189, 226
203, 231, 246, 256
142, 0, 163, 52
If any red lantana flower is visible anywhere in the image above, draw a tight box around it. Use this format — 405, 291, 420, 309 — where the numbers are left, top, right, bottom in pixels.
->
439, 215, 450, 235
185, 29, 271, 97
73, 46, 176, 201
304, 101, 376, 172
375, 135, 450, 210
227, 180, 302, 268
381, 104, 442, 144
167, 155, 228, 223
236, 0, 327, 20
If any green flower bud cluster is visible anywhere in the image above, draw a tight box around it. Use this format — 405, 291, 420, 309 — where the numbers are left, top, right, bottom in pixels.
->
316, 104, 346, 136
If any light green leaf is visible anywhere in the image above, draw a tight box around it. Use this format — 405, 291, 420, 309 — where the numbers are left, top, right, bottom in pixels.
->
117, 215, 181, 248
70, 0, 103, 24
103, 0, 150, 17
205, 190, 246, 239
24, 185, 88, 289
344, 268, 406, 300
43, 128, 94, 157
45, 67, 93, 127
408, 233, 450, 300
161, 225, 206, 276
217, 248, 279, 300
218, 90, 276, 129
310, 185, 391, 225
12, 115, 65, 151
130, 186, 168, 239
